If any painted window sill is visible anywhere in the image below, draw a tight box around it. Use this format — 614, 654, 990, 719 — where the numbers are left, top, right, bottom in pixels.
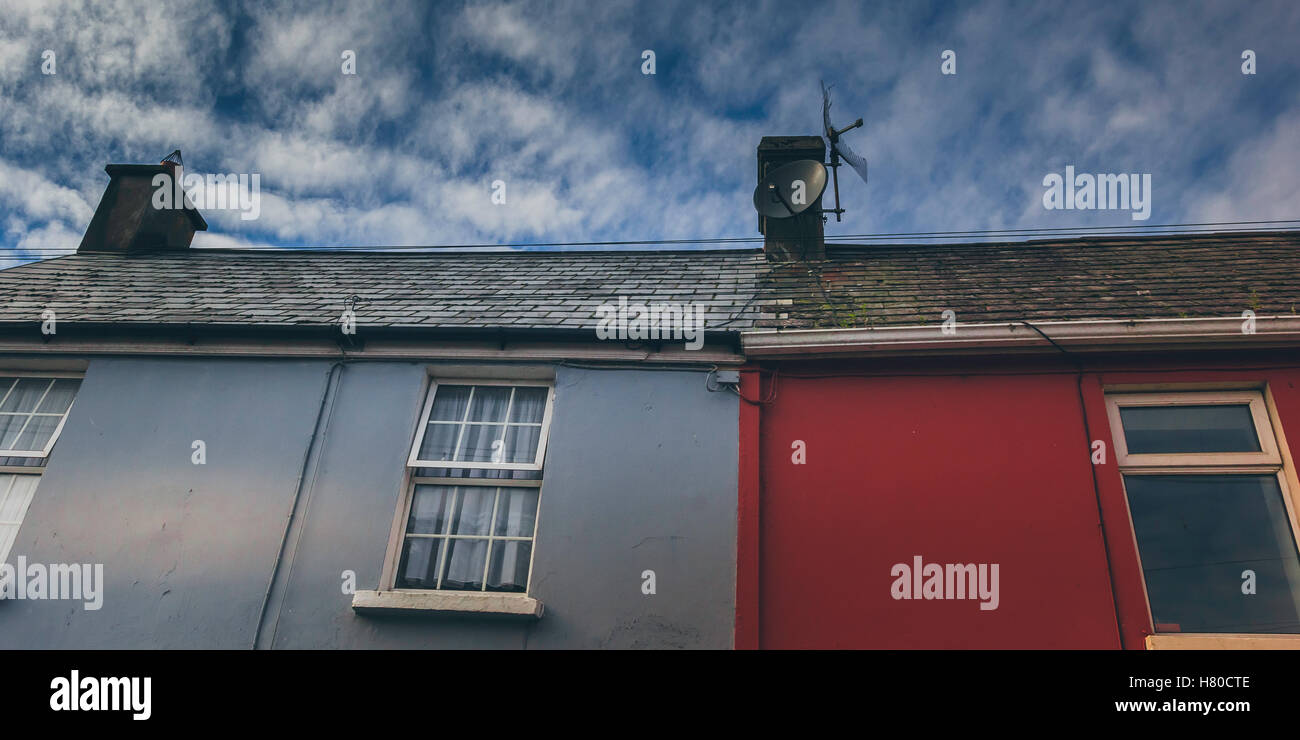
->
1145, 633, 1300, 650
351, 589, 543, 618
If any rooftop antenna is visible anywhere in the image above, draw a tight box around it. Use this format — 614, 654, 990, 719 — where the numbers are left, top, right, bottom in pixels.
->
161, 149, 183, 167
820, 80, 867, 222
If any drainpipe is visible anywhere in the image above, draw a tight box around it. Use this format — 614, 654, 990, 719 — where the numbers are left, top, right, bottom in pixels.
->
252, 361, 344, 649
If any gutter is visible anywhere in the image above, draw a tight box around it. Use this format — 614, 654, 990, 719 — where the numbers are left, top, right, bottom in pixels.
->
0, 321, 746, 364
741, 316, 1300, 358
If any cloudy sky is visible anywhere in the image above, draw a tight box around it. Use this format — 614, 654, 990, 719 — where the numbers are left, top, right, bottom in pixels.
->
1, 0, 1297, 265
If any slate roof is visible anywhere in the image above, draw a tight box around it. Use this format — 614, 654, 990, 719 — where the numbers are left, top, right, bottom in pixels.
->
0, 249, 769, 332
1, 231, 1298, 335
757, 231, 1300, 329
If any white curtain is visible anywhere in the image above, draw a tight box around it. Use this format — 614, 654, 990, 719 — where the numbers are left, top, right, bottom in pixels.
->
441, 487, 494, 589
487, 488, 537, 591
0, 473, 40, 567
488, 541, 530, 591
400, 485, 539, 591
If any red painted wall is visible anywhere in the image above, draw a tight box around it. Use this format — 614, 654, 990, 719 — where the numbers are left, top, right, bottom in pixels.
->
741, 352, 1300, 649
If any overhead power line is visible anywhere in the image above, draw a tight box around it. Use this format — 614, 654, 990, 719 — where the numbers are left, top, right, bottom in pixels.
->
3, 218, 1300, 260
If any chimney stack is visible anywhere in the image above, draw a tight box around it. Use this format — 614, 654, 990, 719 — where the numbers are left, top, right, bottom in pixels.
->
77, 159, 206, 254
757, 136, 825, 261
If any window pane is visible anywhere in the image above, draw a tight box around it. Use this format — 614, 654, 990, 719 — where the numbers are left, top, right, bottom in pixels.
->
406, 485, 454, 535
0, 455, 44, 468
417, 467, 542, 481
440, 538, 487, 590
428, 385, 471, 422
1125, 474, 1300, 633
417, 422, 459, 462
0, 478, 21, 522
0, 525, 19, 572
467, 386, 512, 423
396, 537, 445, 589
13, 415, 59, 453
450, 487, 494, 536
502, 425, 541, 464
0, 474, 40, 564
34, 379, 80, 414
456, 424, 505, 462
0, 379, 51, 413
0, 474, 39, 523
0, 415, 28, 450
509, 387, 548, 423
487, 540, 532, 592
1120, 404, 1260, 454
494, 488, 539, 537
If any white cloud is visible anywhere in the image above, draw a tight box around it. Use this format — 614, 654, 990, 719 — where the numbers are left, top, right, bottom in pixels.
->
0, 159, 94, 225
1187, 110, 1300, 222
2, 0, 1299, 263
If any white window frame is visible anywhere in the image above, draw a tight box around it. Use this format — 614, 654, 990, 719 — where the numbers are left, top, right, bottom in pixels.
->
0, 371, 81, 569
0, 372, 82, 459
1106, 388, 1300, 641
389, 480, 545, 595
1105, 390, 1280, 469
387, 377, 555, 597
406, 378, 556, 471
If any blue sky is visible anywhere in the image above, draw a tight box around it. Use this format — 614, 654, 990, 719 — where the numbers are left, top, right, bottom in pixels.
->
1, 0, 1298, 265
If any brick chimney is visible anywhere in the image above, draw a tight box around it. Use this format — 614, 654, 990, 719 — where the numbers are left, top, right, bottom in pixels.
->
77, 160, 207, 254
757, 136, 825, 261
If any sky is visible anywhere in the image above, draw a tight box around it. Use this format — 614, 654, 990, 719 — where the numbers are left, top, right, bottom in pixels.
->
1, 0, 1298, 265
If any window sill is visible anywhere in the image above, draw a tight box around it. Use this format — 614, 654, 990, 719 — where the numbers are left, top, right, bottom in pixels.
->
1145, 633, 1300, 650
351, 589, 543, 618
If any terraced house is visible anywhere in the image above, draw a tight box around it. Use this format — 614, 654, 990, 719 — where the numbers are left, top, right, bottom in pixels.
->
0, 159, 759, 649
2, 147, 1300, 649
738, 229, 1300, 649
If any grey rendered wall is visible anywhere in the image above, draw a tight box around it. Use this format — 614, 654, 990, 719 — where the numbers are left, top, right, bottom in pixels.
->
526, 365, 738, 648
0, 358, 332, 649
0, 358, 738, 649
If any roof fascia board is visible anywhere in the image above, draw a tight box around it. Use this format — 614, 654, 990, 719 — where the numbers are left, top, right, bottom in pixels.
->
0, 334, 743, 365
741, 316, 1300, 358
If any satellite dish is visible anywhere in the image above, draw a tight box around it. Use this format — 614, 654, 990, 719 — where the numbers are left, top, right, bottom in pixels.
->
753, 159, 828, 219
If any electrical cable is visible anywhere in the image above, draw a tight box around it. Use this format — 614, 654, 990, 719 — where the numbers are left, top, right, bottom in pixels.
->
728, 367, 778, 405
5, 219, 1300, 259
1019, 319, 1127, 649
